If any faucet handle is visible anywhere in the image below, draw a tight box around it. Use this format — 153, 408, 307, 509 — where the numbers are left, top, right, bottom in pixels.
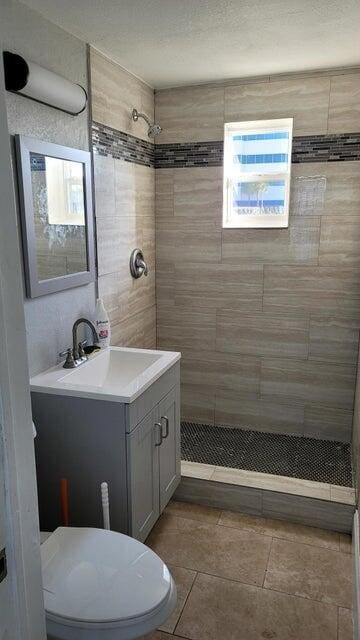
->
59, 348, 76, 369
59, 347, 72, 357
78, 340, 87, 358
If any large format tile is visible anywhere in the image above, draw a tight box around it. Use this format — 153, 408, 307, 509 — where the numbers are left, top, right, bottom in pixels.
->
309, 317, 359, 365
155, 85, 225, 143
156, 218, 222, 264
173, 167, 222, 222
222, 216, 320, 264
143, 632, 186, 640
264, 538, 352, 608
262, 491, 354, 533
174, 477, 262, 517
323, 161, 360, 216
181, 461, 216, 481
165, 500, 221, 524
180, 349, 260, 396
330, 486, 355, 506
157, 306, 216, 351
147, 514, 271, 586
319, 215, 360, 267
338, 608, 353, 640
176, 572, 338, 640
216, 310, 309, 359
328, 74, 360, 133
99, 264, 155, 327
134, 164, 155, 217
290, 161, 360, 217
181, 383, 215, 425
93, 153, 115, 218
97, 216, 137, 276
158, 564, 196, 634
114, 158, 136, 215
214, 393, 304, 435
211, 467, 331, 500
339, 534, 352, 554
261, 358, 356, 409
263, 265, 360, 320
224, 77, 330, 135
303, 405, 353, 442
97, 213, 155, 277
155, 169, 174, 218
91, 48, 154, 140
111, 304, 156, 348
218, 510, 340, 549
175, 263, 263, 310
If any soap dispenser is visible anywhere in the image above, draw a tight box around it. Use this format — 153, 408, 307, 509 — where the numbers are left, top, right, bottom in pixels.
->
95, 298, 111, 348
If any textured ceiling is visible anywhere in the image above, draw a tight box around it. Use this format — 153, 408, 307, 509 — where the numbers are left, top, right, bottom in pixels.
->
20, 0, 360, 88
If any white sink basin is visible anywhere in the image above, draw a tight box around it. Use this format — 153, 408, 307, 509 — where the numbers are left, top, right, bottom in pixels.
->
30, 347, 181, 403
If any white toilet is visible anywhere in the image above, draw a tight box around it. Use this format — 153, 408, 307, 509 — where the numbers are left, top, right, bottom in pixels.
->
41, 527, 177, 640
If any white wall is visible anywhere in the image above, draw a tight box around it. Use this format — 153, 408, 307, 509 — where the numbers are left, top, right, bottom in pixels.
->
0, 0, 96, 376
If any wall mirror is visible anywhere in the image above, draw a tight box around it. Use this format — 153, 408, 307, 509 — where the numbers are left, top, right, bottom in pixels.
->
15, 135, 95, 298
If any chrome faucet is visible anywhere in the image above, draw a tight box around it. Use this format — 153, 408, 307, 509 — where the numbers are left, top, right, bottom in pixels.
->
59, 318, 99, 368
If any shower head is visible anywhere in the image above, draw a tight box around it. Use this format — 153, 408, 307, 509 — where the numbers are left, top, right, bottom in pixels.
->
148, 123, 162, 137
132, 108, 162, 137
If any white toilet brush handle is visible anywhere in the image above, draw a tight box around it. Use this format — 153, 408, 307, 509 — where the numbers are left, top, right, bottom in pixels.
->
101, 482, 110, 530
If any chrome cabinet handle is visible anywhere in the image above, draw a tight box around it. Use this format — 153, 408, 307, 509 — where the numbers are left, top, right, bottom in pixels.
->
154, 422, 163, 446
161, 415, 169, 439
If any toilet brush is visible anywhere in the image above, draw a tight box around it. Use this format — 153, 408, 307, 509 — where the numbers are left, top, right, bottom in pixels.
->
101, 482, 110, 530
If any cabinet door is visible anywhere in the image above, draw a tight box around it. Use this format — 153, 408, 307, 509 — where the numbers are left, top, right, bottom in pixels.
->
158, 387, 181, 511
127, 409, 160, 541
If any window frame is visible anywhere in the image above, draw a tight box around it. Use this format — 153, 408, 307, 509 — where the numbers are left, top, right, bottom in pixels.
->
223, 118, 293, 229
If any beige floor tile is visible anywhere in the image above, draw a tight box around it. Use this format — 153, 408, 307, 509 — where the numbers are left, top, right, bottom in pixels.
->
330, 486, 356, 505
338, 607, 353, 640
143, 632, 186, 640
218, 511, 340, 550
176, 572, 338, 640
339, 534, 352, 554
147, 514, 271, 586
159, 564, 196, 634
181, 460, 216, 481
264, 538, 352, 608
165, 500, 221, 524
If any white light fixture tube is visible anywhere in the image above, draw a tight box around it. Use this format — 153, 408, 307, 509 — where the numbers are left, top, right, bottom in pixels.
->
3, 51, 87, 115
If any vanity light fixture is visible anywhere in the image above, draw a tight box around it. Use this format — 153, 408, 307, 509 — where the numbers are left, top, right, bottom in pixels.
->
2, 51, 87, 115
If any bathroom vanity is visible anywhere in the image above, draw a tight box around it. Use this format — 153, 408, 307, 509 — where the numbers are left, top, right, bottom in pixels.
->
31, 347, 181, 542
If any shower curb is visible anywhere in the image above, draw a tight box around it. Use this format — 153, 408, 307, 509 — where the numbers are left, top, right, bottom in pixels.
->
175, 475, 355, 533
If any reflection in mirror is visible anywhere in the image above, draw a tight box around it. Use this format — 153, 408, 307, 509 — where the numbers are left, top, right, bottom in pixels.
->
30, 153, 87, 281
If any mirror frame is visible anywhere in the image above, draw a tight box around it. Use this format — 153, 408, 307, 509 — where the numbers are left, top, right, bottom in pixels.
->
15, 134, 95, 298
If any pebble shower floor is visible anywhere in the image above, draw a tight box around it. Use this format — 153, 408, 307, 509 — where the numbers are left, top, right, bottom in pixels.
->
181, 422, 352, 487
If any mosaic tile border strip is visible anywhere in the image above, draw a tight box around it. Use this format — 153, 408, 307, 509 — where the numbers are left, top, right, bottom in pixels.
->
181, 421, 352, 487
155, 140, 223, 168
92, 121, 154, 167
155, 132, 360, 168
92, 122, 360, 168
292, 132, 360, 163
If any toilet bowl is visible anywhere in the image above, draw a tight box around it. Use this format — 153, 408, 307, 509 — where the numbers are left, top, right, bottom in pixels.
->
41, 527, 177, 640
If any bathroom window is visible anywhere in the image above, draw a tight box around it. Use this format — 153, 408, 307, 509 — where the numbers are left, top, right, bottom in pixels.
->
223, 118, 293, 228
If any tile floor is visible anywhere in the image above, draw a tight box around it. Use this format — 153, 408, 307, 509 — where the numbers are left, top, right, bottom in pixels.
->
143, 500, 353, 640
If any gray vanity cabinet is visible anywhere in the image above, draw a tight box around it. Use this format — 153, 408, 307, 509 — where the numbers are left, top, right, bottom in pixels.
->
158, 387, 180, 511
32, 362, 180, 542
127, 386, 181, 541
127, 408, 160, 541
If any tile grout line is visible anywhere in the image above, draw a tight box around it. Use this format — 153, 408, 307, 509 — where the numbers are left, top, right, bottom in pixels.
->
162, 562, 348, 611
172, 570, 198, 637
262, 536, 274, 588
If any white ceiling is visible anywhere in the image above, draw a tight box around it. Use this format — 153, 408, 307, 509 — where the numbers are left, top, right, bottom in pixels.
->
21, 0, 360, 88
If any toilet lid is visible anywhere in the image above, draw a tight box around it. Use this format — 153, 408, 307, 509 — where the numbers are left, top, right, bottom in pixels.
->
41, 527, 172, 625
